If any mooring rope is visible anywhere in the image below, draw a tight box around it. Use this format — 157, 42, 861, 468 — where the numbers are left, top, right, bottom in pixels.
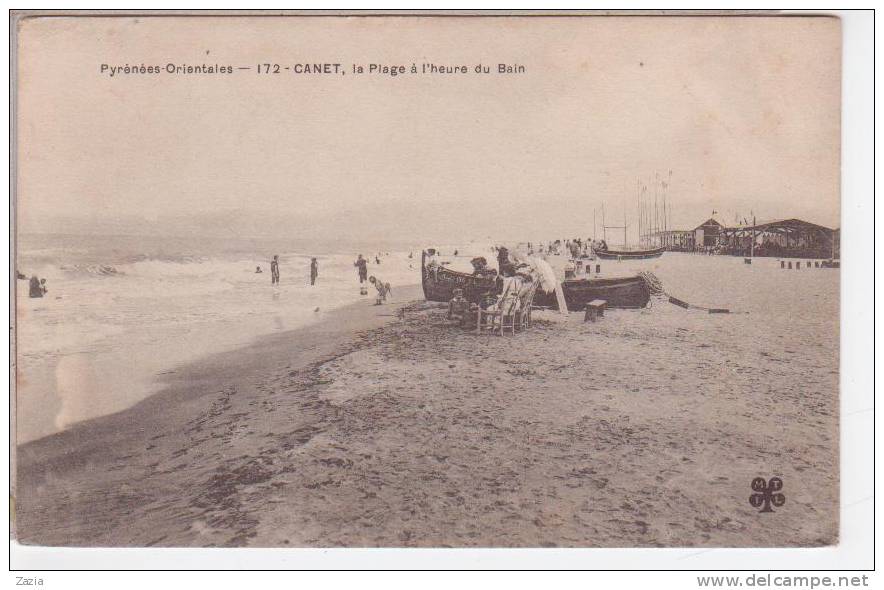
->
638, 271, 742, 314
663, 294, 735, 314
637, 271, 664, 296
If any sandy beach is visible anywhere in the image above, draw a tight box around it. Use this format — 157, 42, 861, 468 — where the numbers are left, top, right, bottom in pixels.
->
16, 256, 839, 548
12, 12, 861, 574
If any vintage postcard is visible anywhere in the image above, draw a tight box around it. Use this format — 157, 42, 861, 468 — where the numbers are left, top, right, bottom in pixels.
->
11, 12, 842, 550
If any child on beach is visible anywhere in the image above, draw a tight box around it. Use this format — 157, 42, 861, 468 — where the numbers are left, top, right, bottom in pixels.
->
448, 288, 468, 321
369, 276, 391, 305
310, 258, 318, 286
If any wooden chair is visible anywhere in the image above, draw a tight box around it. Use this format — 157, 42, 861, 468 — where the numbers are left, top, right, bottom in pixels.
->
498, 288, 522, 335
476, 279, 520, 335
517, 281, 539, 330
475, 295, 502, 335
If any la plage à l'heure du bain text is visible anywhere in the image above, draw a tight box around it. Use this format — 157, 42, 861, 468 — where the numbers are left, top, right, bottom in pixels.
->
98, 62, 527, 78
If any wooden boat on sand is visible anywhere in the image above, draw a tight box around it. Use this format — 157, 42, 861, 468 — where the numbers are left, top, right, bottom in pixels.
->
421, 251, 650, 311
593, 246, 665, 260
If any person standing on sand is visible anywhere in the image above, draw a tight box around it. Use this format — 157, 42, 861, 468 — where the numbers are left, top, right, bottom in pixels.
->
354, 254, 368, 283
270, 255, 280, 285
310, 257, 319, 286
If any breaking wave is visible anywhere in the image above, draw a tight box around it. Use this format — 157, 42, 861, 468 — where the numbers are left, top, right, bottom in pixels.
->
58, 264, 123, 277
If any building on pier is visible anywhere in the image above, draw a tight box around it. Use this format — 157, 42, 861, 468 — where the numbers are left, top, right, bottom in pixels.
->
647, 217, 839, 259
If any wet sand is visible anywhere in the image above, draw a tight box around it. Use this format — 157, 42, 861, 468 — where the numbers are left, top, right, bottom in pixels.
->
16, 260, 839, 548
15, 285, 424, 547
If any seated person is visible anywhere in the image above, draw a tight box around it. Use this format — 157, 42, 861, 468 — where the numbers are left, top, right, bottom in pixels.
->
499, 275, 524, 310
448, 288, 469, 322
497, 247, 517, 277
470, 257, 488, 275
479, 290, 498, 310
470, 257, 498, 277
513, 263, 532, 280
499, 261, 516, 277
28, 275, 45, 298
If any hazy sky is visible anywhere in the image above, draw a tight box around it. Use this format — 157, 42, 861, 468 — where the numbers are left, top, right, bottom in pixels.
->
16, 15, 841, 243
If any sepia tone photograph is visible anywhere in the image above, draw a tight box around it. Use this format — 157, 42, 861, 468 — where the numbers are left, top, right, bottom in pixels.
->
11, 12, 844, 552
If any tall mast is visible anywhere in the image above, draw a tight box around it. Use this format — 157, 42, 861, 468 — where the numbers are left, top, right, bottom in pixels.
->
751, 214, 756, 258
654, 172, 659, 247
623, 208, 627, 248
668, 170, 674, 241
636, 179, 641, 247
602, 203, 606, 242
664, 190, 669, 249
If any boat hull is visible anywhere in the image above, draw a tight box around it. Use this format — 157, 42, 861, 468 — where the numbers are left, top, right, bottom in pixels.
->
421, 252, 498, 304
421, 251, 650, 311
533, 275, 650, 310
595, 247, 665, 260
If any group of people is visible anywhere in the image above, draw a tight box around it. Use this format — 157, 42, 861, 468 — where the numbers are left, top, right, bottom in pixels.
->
448, 247, 538, 330
522, 238, 597, 259
256, 253, 392, 305
258, 255, 319, 286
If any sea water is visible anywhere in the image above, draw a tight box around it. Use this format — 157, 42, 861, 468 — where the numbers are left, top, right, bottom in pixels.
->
15, 236, 838, 443
15, 233, 435, 442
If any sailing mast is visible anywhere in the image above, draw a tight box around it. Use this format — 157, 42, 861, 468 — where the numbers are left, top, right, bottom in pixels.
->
636, 179, 641, 248
602, 203, 607, 242
662, 169, 672, 250
668, 170, 673, 246
623, 208, 628, 248
654, 172, 660, 251
751, 214, 756, 258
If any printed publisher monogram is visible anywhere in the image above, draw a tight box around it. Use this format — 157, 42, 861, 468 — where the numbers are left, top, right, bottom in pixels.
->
750, 477, 785, 513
